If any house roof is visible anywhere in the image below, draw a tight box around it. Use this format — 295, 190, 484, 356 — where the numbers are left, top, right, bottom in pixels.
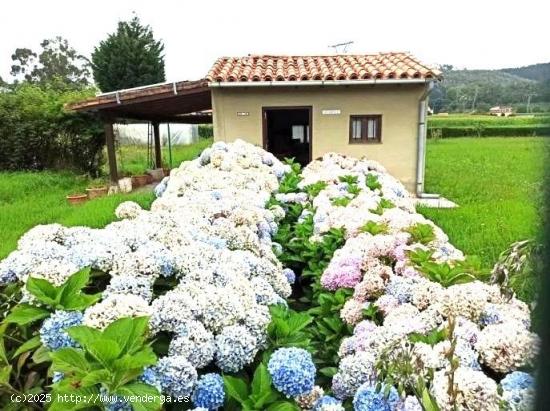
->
207, 52, 441, 83
67, 79, 212, 122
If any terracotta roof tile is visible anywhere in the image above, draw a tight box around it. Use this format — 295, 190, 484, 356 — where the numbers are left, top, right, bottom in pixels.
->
207, 52, 440, 83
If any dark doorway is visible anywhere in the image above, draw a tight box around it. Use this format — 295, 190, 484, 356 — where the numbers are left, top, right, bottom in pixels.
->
262, 107, 311, 166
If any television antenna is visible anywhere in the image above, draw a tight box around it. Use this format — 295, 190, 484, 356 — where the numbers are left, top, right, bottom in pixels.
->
329, 41, 354, 53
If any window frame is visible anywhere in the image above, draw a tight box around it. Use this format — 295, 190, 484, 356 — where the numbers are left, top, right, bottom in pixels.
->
348, 115, 382, 144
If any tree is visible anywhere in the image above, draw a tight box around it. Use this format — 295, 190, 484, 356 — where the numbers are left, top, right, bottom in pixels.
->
10, 37, 91, 90
91, 15, 165, 92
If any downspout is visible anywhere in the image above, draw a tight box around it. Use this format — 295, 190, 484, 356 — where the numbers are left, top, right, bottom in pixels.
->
416, 81, 438, 198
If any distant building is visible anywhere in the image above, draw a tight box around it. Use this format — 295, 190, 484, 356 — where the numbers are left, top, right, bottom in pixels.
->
489, 106, 513, 117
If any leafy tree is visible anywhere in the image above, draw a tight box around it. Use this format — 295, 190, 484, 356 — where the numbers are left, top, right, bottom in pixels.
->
91, 15, 165, 92
10, 37, 91, 90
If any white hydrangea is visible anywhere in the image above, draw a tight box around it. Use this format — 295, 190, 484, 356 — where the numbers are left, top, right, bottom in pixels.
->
83, 293, 151, 330
431, 367, 500, 411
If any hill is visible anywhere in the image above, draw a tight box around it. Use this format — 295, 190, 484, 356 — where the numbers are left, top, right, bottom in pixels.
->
502, 62, 550, 83
432, 62, 550, 113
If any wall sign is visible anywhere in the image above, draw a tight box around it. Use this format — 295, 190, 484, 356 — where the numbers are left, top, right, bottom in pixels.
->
237, 112, 249, 116
322, 109, 341, 115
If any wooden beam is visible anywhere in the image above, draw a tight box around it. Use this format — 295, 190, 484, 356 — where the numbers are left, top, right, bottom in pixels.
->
104, 120, 118, 184
153, 121, 162, 168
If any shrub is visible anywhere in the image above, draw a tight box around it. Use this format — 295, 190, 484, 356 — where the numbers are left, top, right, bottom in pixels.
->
0, 84, 103, 175
198, 124, 214, 139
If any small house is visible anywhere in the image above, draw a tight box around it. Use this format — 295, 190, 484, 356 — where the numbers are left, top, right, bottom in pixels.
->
69, 52, 441, 194
489, 106, 513, 117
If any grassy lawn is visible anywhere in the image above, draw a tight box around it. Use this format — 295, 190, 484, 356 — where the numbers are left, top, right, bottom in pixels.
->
0, 171, 155, 259
419, 137, 547, 272
428, 114, 550, 128
111, 138, 212, 175
0, 139, 212, 260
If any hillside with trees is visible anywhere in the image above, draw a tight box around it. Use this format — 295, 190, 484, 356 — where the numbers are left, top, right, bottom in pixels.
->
431, 63, 550, 113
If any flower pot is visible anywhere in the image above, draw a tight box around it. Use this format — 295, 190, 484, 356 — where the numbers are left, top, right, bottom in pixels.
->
118, 177, 133, 193
66, 194, 88, 205
131, 175, 149, 188
86, 186, 108, 199
147, 168, 165, 182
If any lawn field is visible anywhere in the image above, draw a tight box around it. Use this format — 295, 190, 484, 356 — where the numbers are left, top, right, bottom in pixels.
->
419, 137, 547, 273
428, 114, 550, 128
0, 171, 155, 259
0, 139, 212, 259
110, 138, 212, 175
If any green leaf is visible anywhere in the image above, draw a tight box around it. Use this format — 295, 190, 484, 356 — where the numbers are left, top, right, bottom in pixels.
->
12, 335, 42, 358
103, 317, 148, 355
224, 375, 249, 403
4, 304, 50, 325
251, 363, 272, 398
319, 366, 338, 377
87, 339, 122, 366
58, 268, 91, 307
123, 316, 150, 354
66, 325, 102, 350
32, 345, 51, 364
266, 401, 300, 411
80, 369, 111, 387
26, 277, 58, 305
62, 293, 102, 311
114, 382, 161, 411
113, 347, 157, 372
421, 387, 441, 411
0, 365, 12, 386
50, 348, 89, 373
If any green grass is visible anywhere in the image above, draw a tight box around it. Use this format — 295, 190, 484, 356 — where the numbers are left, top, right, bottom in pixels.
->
0, 139, 212, 259
428, 114, 550, 128
111, 138, 213, 175
0, 171, 154, 259
419, 137, 547, 270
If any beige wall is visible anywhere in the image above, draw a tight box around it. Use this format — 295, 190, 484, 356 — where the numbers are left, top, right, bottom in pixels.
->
211, 84, 425, 192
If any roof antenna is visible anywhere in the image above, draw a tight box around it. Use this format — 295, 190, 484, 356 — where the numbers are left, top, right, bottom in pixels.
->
329, 41, 354, 53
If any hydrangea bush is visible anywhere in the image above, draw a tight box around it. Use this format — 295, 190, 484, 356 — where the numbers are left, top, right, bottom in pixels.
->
0, 141, 539, 410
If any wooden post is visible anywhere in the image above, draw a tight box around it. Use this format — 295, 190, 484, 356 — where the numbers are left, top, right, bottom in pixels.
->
104, 120, 118, 184
153, 121, 162, 169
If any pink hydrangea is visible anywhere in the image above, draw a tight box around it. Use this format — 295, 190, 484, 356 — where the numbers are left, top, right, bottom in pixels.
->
321, 256, 363, 290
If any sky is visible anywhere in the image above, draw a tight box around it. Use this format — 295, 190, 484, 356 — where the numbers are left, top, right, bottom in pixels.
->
1, 0, 549, 83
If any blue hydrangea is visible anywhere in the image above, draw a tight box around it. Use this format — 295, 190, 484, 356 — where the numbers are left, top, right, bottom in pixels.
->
199, 148, 212, 165
154, 177, 169, 198
272, 242, 283, 256
385, 277, 414, 304
268, 347, 316, 397
479, 304, 502, 327
282, 268, 296, 284
192, 373, 225, 410
104, 275, 153, 302
262, 153, 275, 166
313, 395, 343, 410
150, 355, 198, 397
501, 371, 534, 392
210, 190, 222, 200
140, 367, 162, 392
501, 371, 535, 410
215, 325, 257, 372
39, 310, 83, 351
0, 261, 17, 285
100, 387, 132, 411
52, 372, 64, 383
353, 383, 401, 411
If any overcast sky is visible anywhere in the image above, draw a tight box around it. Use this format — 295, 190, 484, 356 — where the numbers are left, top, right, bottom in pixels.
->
1, 0, 548, 82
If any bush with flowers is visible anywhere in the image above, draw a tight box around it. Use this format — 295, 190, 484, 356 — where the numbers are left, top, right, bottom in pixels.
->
0, 140, 540, 411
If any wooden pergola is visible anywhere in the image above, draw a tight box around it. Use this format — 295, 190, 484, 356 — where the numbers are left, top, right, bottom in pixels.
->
67, 79, 212, 183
